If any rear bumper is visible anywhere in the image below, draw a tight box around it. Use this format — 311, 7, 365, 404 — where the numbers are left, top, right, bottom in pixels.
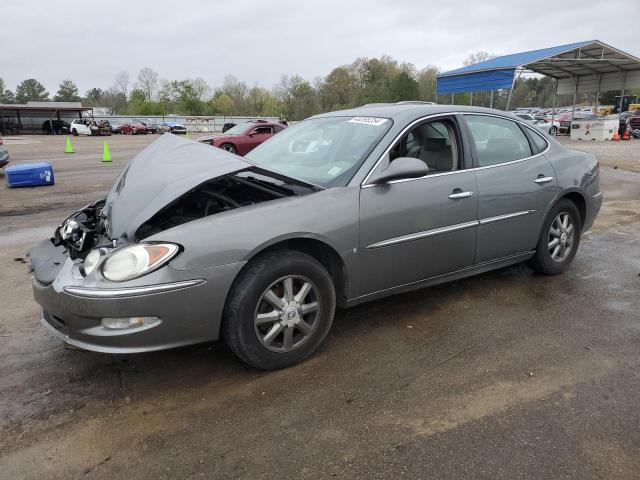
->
30, 242, 245, 353
584, 191, 603, 232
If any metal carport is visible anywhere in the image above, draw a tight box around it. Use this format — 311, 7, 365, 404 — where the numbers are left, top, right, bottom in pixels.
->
436, 40, 640, 123
0, 102, 93, 135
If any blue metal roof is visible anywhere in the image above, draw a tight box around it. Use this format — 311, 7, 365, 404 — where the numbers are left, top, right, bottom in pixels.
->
437, 69, 516, 94
435, 40, 600, 95
439, 40, 594, 77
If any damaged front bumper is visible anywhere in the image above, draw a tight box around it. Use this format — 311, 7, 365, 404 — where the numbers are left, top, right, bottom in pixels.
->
30, 239, 244, 353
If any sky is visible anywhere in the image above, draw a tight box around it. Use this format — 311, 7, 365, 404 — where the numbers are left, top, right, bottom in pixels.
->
2, 0, 639, 96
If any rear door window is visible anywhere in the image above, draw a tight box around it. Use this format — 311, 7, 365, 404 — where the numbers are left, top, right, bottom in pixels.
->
465, 115, 533, 167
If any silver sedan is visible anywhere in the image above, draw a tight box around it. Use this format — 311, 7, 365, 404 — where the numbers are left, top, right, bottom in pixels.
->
29, 104, 602, 369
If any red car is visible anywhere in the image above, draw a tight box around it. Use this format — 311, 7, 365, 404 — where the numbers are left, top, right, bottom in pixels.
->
208, 121, 286, 155
121, 122, 148, 135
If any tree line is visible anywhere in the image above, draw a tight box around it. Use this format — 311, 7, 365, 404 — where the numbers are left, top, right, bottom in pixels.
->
0, 52, 623, 120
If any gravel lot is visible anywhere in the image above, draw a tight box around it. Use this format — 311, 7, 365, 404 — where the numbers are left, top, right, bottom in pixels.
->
1, 134, 639, 479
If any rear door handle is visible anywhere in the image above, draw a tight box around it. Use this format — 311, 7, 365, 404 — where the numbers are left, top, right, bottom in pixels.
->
534, 176, 554, 184
449, 191, 473, 199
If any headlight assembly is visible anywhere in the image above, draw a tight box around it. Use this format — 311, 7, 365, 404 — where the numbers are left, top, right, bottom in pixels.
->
82, 248, 102, 276
101, 243, 179, 282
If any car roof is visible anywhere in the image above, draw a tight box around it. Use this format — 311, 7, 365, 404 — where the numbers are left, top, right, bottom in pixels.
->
311, 103, 528, 124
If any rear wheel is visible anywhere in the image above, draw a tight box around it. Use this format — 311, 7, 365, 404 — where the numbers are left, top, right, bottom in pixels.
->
549, 126, 558, 135
72, 129, 78, 136
220, 143, 237, 154
223, 249, 336, 370
527, 199, 581, 275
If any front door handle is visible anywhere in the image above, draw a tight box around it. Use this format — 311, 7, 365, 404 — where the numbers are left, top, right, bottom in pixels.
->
449, 190, 473, 199
534, 176, 554, 184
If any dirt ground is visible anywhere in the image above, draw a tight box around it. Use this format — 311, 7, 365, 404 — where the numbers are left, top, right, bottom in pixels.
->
1, 134, 639, 479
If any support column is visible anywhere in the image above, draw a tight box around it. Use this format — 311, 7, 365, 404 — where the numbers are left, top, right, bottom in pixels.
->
505, 68, 522, 111
550, 78, 557, 136
490, 90, 494, 109
594, 74, 601, 115
469, 92, 473, 106
451, 93, 454, 105
570, 75, 579, 126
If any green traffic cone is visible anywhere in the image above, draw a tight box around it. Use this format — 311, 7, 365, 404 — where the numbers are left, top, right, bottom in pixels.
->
65, 136, 74, 154
102, 141, 112, 162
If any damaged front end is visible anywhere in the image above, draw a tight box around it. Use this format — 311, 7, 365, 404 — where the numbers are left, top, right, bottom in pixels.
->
53, 199, 108, 259
32, 134, 319, 286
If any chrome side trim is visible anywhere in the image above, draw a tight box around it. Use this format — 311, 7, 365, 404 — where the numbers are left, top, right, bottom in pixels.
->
592, 192, 603, 199
365, 220, 478, 249
360, 111, 552, 188
479, 210, 536, 225
367, 209, 537, 249
64, 279, 206, 298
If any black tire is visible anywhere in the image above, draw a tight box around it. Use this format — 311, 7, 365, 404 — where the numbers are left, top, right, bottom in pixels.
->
549, 126, 558, 135
72, 129, 78, 136
527, 198, 581, 275
220, 143, 237, 154
222, 249, 336, 370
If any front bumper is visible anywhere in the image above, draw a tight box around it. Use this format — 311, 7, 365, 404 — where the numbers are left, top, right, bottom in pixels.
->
30, 240, 244, 353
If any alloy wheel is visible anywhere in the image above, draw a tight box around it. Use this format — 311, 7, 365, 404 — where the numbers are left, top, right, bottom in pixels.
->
548, 212, 575, 262
254, 275, 321, 353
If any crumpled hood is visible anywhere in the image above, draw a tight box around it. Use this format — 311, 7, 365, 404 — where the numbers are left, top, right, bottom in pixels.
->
104, 134, 250, 240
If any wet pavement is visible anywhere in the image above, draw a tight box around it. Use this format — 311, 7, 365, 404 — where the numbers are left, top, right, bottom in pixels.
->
0, 135, 639, 479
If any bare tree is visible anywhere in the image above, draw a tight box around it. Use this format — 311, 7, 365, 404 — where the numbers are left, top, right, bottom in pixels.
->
137, 67, 158, 101
463, 51, 495, 66
114, 71, 130, 103
190, 77, 211, 102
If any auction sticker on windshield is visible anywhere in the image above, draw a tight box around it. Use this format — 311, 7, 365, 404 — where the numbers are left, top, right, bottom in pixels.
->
348, 117, 389, 126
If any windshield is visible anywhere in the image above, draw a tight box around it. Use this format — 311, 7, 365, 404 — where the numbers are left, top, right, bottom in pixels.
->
224, 123, 253, 135
245, 116, 392, 188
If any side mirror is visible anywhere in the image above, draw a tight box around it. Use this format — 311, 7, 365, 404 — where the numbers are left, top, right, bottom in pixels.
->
368, 157, 430, 184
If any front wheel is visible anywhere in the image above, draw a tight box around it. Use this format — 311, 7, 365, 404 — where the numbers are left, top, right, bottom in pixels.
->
549, 126, 558, 135
219, 143, 237, 154
223, 249, 336, 370
527, 199, 581, 275
72, 129, 78, 136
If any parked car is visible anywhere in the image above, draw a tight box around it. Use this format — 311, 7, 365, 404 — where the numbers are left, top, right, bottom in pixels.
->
29, 104, 602, 370
515, 114, 537, 122
109, 120, 123, 134
136, 120, 159, 134
208, 121, 287, 155
0, 136, 9, 168
121, 122, 148, 135
42, 120, 70, 135
626, 110, 640, 133
158, 122, 187, 135
222, 122, 236, 133
533, 118, 561, 135
69, 119, 93, 136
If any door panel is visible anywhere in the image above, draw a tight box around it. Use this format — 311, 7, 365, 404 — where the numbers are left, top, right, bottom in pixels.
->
475, 156, 557, 262
357, 170, 479, 296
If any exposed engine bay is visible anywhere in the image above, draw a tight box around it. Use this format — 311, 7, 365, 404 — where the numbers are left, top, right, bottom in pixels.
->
54, 169, 317, 258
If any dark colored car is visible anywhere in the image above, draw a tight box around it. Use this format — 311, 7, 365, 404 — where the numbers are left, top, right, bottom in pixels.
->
42, 120, 70, 135
209, 121, 287, 155
121, 122, 148, 135
626, 110, 640, 132
140, 122, 159, 134
0, 136, 9, 168
222, 123, 236, 133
